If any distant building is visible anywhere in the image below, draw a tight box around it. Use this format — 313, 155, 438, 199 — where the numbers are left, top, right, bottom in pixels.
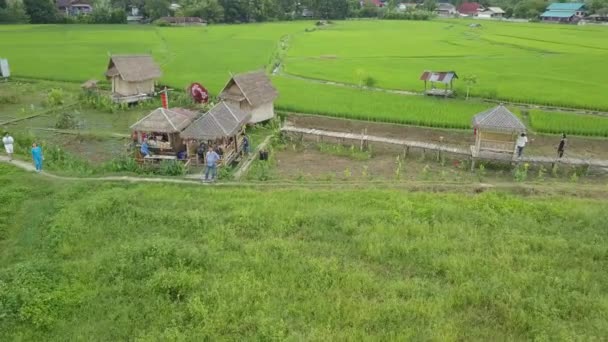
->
458, 2, 483, 16
541, 3, 586, 22
477, 7, 505, 18
56, 0, 93, 16
436, 3, 457, 16
127, 7, 144, 24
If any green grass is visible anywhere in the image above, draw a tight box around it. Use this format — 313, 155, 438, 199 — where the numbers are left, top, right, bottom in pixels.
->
1, 164, 608, 339
285, 20, 608, 110
275, 76, 490, 128
529, 110, 608, 137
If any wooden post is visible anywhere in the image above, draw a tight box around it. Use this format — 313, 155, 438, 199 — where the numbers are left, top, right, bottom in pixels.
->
404, 145, 409, 158
421, 148, 426, 160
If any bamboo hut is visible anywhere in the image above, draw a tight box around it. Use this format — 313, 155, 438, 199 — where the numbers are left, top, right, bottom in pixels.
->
180, 101, 251, 166
420, 70, 457, 97
218, 70, 278, 123
130, 107, 199, 158
105, 55, 162, 103
471, 104, 526, 167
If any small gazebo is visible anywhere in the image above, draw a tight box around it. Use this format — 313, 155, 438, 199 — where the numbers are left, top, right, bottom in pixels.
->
471, 104, 526, 159
420, 70, 458, 97
130, 107, 199, 154
218, 70, 278, 123
180, 101, 251, 165
105, 55, 162, 103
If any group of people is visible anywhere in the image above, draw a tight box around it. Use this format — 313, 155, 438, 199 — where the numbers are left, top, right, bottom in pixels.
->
516, 132, 567, 159
2, 132, 44, 172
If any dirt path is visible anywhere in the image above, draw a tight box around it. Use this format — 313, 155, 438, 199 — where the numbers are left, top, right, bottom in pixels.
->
287, 114, 608, 159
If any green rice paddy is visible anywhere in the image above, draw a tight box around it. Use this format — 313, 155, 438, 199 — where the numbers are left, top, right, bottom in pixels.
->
1, 21, 607, 135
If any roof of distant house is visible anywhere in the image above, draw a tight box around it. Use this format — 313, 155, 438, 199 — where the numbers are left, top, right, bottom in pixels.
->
181, 102, 250, 140
458, 2, 482, 14
105, 55, 162, 82
219, 70, 278, 107
419, 71, 458, 84
547, 2, 585, 11
487, 7, 505, 14
472, 105, 526, 132
541, 10, 577, 17
437, 3, 456, 10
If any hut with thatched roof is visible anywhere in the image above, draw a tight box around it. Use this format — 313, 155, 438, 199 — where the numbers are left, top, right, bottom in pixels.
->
130, 107, 199, 154
218, 70, 278, 123
105, 55, 162, 103
181, 101, 251, 165
471, 104, 526, 160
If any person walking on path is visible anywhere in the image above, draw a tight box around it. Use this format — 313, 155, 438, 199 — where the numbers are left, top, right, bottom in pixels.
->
3, 132, 14, 161
203, 146, 220, 182
31, 142, 43, 172
516, 133, 528, 158
557, 133, 567, 158
243, 135, 250, 155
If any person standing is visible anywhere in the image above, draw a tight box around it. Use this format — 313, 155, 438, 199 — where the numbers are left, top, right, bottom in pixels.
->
2, 132, 14, 161
557, 133, 567, 158
31, 142, 43, 172
243, 135, 250, 155
204, 146, 220, 182
516, 132, 528, 158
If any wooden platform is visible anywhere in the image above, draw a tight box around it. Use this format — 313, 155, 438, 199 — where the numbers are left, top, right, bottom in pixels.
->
112, 94, 152, 104
424, 89, 454, 97
282, 125, 608, 169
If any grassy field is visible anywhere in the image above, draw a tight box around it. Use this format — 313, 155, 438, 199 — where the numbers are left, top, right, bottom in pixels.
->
1, 22, 608, 135
529, 110, 608, 137
1, 164, 608, 339
285, 20, 608, 110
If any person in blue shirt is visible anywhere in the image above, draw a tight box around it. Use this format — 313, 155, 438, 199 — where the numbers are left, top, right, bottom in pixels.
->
204, 146, 220, 182
31, 142, 43, 172
140, 140, 150, 157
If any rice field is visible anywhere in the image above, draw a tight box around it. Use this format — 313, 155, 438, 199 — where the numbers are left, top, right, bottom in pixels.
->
529, 110, 608, 137
1, 21, 607, 135
274, 76, 489, 128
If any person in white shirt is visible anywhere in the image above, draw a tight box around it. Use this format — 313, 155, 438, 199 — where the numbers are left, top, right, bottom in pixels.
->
2, 132, 14, 161
516, 132, 528, 158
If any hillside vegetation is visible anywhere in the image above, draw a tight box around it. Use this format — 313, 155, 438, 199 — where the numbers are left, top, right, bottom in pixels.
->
1, 164, 607, 340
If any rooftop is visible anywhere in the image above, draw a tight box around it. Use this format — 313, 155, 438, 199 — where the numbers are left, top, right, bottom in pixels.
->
130, 107, 199, 133
420, 71, 458, 84
547, 2, 585, 11
181, 102, 251, 140
105, 55, 162, 82
219, 70, 278, 107
472, 105, 526, 132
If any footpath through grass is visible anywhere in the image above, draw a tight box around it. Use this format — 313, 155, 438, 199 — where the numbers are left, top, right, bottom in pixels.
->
1, 164, 607, 340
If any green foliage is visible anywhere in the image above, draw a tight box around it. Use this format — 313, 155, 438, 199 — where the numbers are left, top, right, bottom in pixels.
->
382, 9, 435, 20
317, 143, 371, 161
513, 163, 529, 182
476, 163, 486, 182
23, 0, 57, 23
45, 89, 65, 107
1, 167, 608, 339
153, 18, 171, 26
0, 1, 29, 23
54, 111, 79, 129
529, 110, 608, 137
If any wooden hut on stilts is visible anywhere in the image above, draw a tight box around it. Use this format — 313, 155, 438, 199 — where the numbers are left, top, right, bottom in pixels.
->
470, 104, 526, 170
180, 101, 251, 166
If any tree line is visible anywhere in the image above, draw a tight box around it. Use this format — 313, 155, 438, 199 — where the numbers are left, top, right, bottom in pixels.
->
1, 0, 607, 24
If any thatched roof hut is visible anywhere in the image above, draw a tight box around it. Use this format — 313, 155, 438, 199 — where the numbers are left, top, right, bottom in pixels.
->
131, 107, 199, 133
218, 70, 278, 123
471, 105, 526, 157
472, 104, 526, 132
181, 102, 250, 141
105, 55, 162, 102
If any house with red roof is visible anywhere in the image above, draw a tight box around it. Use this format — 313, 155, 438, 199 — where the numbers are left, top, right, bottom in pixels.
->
458, 2, 483, 16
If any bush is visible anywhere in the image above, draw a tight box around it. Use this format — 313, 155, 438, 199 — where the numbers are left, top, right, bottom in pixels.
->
55, 111, 78, 129
382, 10, 435, 20
45, 89, 65, 107
154, 18, 171, 27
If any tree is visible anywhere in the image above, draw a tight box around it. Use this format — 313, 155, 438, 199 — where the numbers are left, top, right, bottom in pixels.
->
0, 1, 30, 23
144, 0, 170, 20
182, 0, 224, 22
463, 74, 477, 100
23, 0, 58, 23
422, 0, 436, 12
